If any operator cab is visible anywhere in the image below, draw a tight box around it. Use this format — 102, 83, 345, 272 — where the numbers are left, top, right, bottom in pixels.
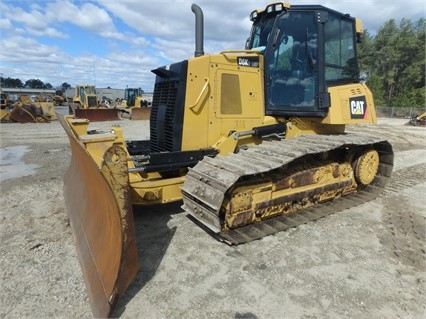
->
246, 3, 361, 117
124, 88, 140, 107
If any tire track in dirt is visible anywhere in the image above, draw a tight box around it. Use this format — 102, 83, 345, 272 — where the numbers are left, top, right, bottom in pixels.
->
348, 123, 426, 276
384, 163, 426, 195
347, 123, 425, 142
379, 162, 426, 302
380, 162, 426, 272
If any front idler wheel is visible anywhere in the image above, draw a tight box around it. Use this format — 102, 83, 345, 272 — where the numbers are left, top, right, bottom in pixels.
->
353, 149, 380, 186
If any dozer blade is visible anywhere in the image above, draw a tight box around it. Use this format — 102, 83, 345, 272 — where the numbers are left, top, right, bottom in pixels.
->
0, 109, 12, 122
75, 108, 121, 121
58, 114, 139, 318
9, 105, 39, 123
130, 107, 151, 120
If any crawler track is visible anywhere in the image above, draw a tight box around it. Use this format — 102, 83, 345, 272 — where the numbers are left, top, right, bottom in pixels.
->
182, 134, 394, 244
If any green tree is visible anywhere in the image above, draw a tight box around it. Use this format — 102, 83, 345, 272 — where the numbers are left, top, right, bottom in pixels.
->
357, 30, 375, 77
372, 19, 399, 107
24, 79, 45, 88
361, 18, 426, 107
392, 18, 425, 107
61, 82, 71, 91
1, 77, 24, 88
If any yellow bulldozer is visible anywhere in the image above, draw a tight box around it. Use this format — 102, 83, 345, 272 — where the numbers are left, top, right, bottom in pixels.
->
2, 93, 56, 123
52, 90, 65, 106
0, 89, 11, 121
58, 3, 394, 317
120, 87, 151, 120
69, 84, 120, 121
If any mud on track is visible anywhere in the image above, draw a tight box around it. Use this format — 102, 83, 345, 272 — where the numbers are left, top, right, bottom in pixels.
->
0, 118, 425, 318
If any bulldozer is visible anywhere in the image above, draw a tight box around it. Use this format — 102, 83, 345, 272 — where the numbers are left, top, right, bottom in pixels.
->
2, 93, 56, 123
52, 90, 65, 106
58, 3, 394, 317
120, 87, 151, 120
69, 84, 120, 121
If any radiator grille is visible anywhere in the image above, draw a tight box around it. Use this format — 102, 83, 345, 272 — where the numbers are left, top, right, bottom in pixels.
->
150, 80, 178, 152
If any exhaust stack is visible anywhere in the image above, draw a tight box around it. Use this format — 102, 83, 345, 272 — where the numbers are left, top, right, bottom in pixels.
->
191, 4, 204, 57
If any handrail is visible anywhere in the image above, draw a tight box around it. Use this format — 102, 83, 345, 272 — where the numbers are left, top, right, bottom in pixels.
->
189, 78, 209, 113
220, 49, 263, 55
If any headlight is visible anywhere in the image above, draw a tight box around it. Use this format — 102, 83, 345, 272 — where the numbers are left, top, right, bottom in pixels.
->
266, 2, 290, 14
250, 10, 259, 21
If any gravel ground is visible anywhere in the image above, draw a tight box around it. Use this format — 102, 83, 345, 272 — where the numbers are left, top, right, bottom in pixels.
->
0, 114, 425, 318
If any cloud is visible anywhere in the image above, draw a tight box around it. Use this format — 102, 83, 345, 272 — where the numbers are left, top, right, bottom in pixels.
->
0, 2, 67, 38
97, 0, 193, 38
0, 0, 424, 91
0, 18, 13, 31
0, 36, 64, 64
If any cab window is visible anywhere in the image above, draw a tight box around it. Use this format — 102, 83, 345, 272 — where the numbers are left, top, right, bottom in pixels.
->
324, 13, 358, 82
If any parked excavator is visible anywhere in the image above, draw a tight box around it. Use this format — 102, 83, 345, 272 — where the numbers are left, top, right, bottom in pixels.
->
58, 3, 394, 317
69, 84, 120, 121
119, 87, 151, 120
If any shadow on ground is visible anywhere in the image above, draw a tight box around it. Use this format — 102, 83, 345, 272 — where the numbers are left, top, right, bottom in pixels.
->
111, 201, 183, 317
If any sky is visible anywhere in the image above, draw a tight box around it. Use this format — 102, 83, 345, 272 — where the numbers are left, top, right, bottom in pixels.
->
0, 0, 424, 93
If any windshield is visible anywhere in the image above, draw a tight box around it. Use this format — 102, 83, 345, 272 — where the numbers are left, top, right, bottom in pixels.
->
87, 86, 95, 94
247, 15, 275, 50
125, 89, 137, 106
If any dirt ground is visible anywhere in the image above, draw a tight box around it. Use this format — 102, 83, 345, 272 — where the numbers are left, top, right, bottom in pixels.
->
0, 114, 425, 319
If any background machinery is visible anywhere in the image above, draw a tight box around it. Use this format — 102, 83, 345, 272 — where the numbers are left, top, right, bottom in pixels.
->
407, 111, 426, 126
2, 93, 56, 123
52, 90, 65, 106
120, 87, 151, 120
69, 84, 120, 121
58, 3, 394, 317
0, 89, 11, 121
71, 84, 98, 108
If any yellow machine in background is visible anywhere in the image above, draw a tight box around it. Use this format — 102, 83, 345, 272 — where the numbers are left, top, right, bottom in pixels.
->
71, 84, 98, 109
0, 89, 11, 122
408, 111, 426, 126
58, 3, 394, 317
0, 89, 9, 107
69, 84, 119, 121
120, 87, 151, 120
28, 94, 56, 121
52, 90, 65, 106
2, 93, 56, 123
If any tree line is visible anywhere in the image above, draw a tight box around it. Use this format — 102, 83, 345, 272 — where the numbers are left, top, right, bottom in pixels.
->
1, 17, 424, 108
359, 17, 425, 108
0, 78, 71, 92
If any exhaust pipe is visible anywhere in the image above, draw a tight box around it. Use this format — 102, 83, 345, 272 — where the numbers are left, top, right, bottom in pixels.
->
191, 3, 204, 57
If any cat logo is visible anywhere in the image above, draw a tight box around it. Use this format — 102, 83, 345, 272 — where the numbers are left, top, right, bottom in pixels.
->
349, 96, 367, 119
